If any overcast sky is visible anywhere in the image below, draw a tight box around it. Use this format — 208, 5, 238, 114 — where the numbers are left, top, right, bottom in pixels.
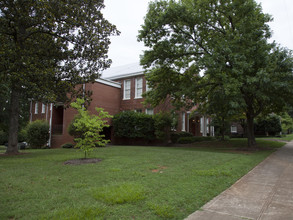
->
103, 0, 293, 67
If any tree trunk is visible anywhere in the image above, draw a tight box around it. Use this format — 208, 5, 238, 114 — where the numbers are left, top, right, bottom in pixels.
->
6, 88, 20, 154
246, 114, 256, 147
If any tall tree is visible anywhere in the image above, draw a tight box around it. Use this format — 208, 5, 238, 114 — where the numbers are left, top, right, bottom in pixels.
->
0, 0, 119, 154
138, 0, 293, 147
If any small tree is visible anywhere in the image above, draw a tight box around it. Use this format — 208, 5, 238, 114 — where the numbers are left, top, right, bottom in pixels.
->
26, 120, 49, 148
70, 98, 112, 158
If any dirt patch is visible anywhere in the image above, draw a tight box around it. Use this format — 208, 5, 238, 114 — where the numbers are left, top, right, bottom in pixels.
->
151, 165, 168, 173
63, 158, 102, 165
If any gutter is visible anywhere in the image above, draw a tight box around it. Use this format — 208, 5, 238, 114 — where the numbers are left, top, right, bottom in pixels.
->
48, 103, 53, 148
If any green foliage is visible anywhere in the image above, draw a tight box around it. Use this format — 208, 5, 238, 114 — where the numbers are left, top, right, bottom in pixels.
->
1, 0, 119, 153
138, 0, 293, 147
25, 120, 49, 149
113, 111, 172, 142
61, 143, 74, 149
177, 136, 216, 144
18, 129, 27, 142
153, 112, 173, 140
91, 182, 146, 204
70, 98, 112, 158
0, 130, 7, 145
170, 131, 193, 143
255, 114, 282, 136
280, 112, 293, 134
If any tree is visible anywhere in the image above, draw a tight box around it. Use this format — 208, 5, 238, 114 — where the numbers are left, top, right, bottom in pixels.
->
138, 0, 293, 147
280, 112, 293, 134
70, 98, 112, 159
25, 120, 49, 148
0, 0, 119, 154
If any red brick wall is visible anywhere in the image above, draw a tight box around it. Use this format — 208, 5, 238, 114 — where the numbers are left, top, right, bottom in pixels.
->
31, 102, 50, 122
51, 82, 121, 148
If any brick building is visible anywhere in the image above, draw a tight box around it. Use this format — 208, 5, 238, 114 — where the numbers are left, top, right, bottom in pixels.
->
30, 63, 214, 148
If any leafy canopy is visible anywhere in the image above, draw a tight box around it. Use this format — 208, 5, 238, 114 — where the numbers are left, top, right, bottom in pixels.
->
138, 0, 293, 147
0, 0, 119, 154
70, 98, 112, 158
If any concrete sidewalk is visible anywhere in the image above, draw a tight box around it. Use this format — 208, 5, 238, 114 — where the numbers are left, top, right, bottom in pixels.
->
186, 141, 293, 220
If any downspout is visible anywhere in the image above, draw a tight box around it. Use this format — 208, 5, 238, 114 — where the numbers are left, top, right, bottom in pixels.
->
48, 103, 53, 148
46, 104, 49, 121
29, 100, 33, 122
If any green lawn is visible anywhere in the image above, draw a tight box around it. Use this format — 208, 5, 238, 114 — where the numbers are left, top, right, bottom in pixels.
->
256, 133, 293, 142
0, 140, 285, 220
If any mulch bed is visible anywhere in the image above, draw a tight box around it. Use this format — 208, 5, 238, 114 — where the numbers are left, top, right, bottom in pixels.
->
63, 158, 102, 165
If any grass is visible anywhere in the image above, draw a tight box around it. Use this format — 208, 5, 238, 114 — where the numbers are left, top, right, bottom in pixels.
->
255, 133, 293, 142
0, 139, 285, 220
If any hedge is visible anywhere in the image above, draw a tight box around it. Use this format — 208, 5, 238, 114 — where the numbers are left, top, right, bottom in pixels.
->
177, 136, 216, 144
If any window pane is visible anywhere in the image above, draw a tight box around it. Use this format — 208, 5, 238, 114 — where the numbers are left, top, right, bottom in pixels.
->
146, 108, 154, 115
124, 80, 131, 99
135, 77, 143, 98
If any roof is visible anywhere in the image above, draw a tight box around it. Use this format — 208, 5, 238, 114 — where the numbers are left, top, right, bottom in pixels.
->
102, 62, 145, 80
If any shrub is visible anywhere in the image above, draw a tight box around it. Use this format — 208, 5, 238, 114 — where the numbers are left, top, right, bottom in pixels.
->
113, 111, 173, 143
61, 143, 74, 148
153, 112, 172, 141
177, 136, 216, 144
18, 129, 27, 142
0, 130, 7, 145
70, 98, 112, 158
25, 120, 49, 148
113, 111, 155, 140
170, 132, 193, 143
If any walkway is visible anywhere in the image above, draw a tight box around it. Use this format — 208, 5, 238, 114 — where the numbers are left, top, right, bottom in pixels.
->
186, 141, 293, 220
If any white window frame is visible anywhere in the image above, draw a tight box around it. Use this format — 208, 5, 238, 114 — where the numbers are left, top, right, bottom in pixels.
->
145, 108, 154, 115
135, 77, 143, 98
41, 103, 46, 114
34, 102, 38, 114
231, 125, 237, 133
182, 112, 186, 131
123, 79, 131, 100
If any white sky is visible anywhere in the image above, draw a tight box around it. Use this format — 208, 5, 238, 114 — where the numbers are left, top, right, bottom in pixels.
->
103, 0, 293, 67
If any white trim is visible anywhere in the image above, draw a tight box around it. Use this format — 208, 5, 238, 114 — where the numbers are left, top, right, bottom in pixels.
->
96, 78, 121, 88
182, 112, 186, 131
105, 71, 144, 81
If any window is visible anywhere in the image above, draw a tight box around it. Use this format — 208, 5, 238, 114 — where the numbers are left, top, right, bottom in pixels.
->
123, 79, 131, 100
42, 103, 46, 114
34, 102, 38, 114
135, 77, 143, 98
146, 80, 151, 92
182, 112, 186, 131
231, 125, 237, 133
135, 109, 142, 113
145, 108, 154, 115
